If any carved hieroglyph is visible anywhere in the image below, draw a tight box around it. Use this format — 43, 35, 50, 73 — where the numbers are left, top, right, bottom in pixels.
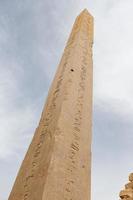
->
120, 173, 133, 200
8, 9, 93, 200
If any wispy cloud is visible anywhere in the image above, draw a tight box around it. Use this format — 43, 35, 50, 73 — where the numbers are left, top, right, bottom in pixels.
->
93, 99, 133, 200
94, 0, 133, 107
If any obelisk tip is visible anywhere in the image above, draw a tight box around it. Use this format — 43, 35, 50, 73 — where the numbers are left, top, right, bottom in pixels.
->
79, 8, 93, 18
83, 8, 89, 13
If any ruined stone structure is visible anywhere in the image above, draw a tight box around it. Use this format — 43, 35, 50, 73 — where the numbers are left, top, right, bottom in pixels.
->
8, 9, 93, 200
120, 173, 133, 200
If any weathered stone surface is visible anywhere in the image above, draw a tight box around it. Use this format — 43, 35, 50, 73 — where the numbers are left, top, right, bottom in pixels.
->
120, 173, 133, 200
120, 189, 133, 199
129, 174, 133, 182
8, 9, 93, 200
121, 198, 133, 200
125, 182, 133, 189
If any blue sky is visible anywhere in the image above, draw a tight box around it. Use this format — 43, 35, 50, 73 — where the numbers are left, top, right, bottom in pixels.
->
0, 0, 133, 199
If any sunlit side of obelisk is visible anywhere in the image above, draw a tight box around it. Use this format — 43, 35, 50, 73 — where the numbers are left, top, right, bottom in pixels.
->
8, 9, 93, 200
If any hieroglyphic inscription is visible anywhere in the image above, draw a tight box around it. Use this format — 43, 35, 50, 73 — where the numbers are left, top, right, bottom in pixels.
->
64, 35, 90, 199
9, 9, 93, 200
23, 64, 70, 199
22, 16, 87, 200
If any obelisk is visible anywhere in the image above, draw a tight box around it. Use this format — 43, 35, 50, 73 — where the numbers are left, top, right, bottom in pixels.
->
8, 9, 93, 200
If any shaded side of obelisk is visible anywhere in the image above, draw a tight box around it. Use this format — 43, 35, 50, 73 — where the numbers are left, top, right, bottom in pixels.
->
8, 9, 93, 200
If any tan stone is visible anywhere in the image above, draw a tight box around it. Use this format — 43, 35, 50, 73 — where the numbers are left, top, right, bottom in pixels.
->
119, 173, 133, 200
122, 198, 133, 200
129, 174, 133, 182
8, 9, 93, 200
120, 189, 133, 199
125, 182, 133, 189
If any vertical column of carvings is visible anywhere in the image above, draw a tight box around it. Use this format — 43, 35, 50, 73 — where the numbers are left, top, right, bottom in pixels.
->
120, 173, 133, 200
8, 9, 93, 200
42, 10, 93, 200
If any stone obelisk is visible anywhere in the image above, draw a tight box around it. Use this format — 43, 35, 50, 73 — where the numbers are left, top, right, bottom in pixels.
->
9, 9, 93, 200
